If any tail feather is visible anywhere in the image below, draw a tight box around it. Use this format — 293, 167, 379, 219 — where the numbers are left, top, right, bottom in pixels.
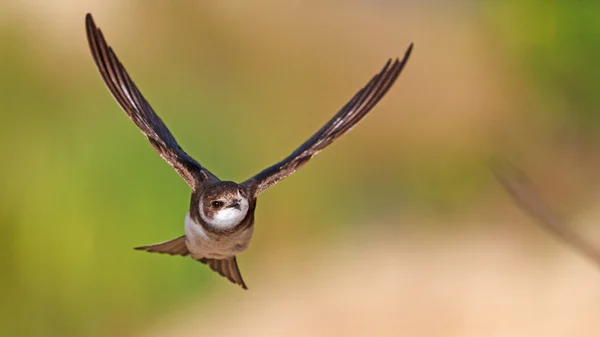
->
198, 256, 248, 290
135, 236, 248, 289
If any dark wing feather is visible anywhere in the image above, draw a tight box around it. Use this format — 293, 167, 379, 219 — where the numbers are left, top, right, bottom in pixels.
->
197, 256, 248, 289
85, 13, 217, 189
243, 43, 413, 196
491, 161, 600, 267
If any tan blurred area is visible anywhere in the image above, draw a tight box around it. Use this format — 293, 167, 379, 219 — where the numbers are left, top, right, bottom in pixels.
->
144, 224, 600, 337
1, 1, 599, 336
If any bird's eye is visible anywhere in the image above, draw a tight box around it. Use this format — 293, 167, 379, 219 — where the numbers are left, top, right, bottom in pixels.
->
238, 188, 246, 197
211, 201, 224, 208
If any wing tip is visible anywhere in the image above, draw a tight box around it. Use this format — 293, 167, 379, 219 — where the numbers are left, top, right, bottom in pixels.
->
396, 42, 414, 67
382, 41, 414, 77
85, 13, 96, 32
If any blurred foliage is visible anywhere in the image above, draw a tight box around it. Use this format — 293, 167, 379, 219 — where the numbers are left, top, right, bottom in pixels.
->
0, 1, 598, 336
483, 1, 600, 140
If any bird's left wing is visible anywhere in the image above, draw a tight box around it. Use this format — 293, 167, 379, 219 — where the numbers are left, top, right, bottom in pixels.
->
242, 43, 413, 196
85, 13, 217, 189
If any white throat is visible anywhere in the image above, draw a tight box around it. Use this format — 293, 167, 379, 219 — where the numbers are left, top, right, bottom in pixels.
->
200, 194, 249, 230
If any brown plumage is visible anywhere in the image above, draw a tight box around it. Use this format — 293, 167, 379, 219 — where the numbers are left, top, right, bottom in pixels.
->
243, 52, 412, 196
85, 13, 413, 289
135, 237, 247, 289
85, 14, 217, 189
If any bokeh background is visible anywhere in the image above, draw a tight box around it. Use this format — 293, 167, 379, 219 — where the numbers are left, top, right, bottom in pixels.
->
1, 1, 600, 336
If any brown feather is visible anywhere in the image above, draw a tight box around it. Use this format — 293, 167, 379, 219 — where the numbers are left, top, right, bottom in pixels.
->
197, 256, 248, 289
135, 236, 248, 289
85, 13, 217, 189
244, 43, 414, 196
134, 236, 190, 256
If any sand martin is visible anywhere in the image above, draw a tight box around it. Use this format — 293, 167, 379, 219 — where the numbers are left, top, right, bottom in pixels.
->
85, 13, 413, 289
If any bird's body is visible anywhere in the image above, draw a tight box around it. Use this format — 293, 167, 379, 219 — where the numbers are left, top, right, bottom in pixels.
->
184, 211, 254, 259
185, 181, 257, 260
85, 13, 413, 289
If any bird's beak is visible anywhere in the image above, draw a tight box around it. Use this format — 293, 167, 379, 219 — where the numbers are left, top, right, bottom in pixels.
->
228, 199, 241, 209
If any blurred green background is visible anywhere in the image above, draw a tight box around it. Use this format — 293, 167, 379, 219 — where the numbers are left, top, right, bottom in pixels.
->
1, 1, 600, 336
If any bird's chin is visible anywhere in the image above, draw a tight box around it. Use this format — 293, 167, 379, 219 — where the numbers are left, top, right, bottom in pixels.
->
204, 208, 247, 230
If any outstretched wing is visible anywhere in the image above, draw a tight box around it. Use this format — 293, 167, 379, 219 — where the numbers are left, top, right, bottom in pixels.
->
85, 13, 217, 189
491, 161, 600, 267
242, 43, 413, 197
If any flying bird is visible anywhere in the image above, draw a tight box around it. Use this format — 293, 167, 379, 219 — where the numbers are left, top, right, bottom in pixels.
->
85, 13, 413, 289
491, 160, 600, 268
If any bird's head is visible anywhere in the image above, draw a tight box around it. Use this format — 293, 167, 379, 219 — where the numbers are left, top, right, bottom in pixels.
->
199, 181, 249, 230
